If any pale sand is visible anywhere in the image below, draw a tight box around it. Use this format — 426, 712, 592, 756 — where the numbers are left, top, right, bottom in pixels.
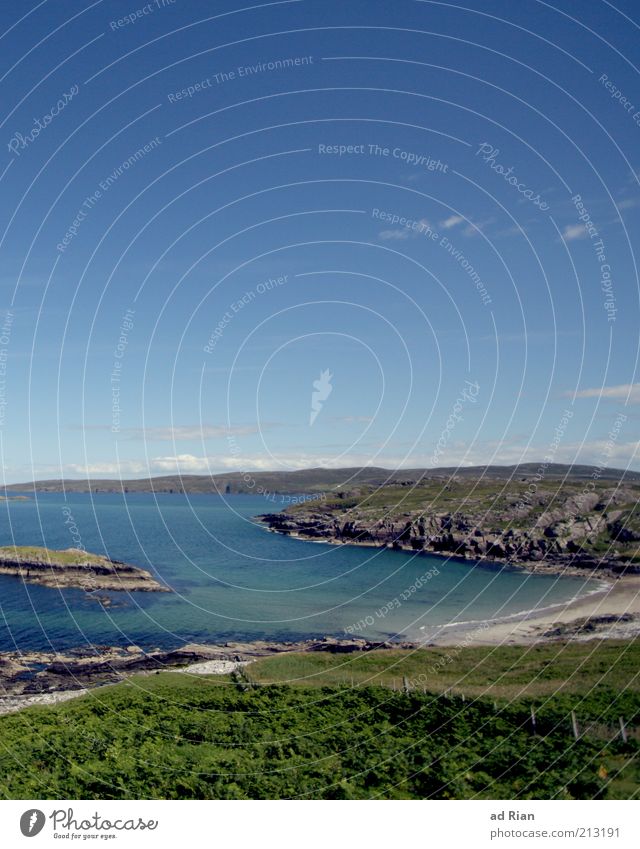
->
430, 575, 640, 646
0, 659, 248, 716
178, 659, 248, 675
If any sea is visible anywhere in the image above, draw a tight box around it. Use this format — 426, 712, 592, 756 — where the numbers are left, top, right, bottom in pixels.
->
0, 492, 605, 653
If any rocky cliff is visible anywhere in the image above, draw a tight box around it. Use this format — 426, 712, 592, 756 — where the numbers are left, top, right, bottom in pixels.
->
257, 478, 640, 577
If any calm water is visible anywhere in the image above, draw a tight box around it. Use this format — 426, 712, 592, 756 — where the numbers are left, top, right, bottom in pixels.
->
0, 492, 602, 652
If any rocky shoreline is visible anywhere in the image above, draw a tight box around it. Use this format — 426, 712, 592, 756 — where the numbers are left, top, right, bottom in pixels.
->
0, 546, 169, 593
0, 637, 413, 713
258, 521, 626, 580
3, 615, 640, 715
256, 479, 640, 581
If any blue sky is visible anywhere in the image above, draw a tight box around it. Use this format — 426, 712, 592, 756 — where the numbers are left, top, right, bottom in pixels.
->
0, 0, 638, 482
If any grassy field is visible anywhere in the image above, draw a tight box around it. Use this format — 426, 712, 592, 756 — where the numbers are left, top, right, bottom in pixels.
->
245, 641, 640, 702
0, 641, 638, 799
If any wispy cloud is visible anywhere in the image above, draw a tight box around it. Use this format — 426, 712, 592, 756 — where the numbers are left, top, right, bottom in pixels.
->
378, 228, 410, 241
69, 423, 264, 440
332, 415, 374, 424
440, 214, 464, 229
14, 433, 640, 482
561, 224, 587, 241
566, 384, 640, 403
129, 425, 261, 441
378, 218, 432, 242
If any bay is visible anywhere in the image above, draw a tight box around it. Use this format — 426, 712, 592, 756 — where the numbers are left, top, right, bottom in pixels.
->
0, 492, 601, 652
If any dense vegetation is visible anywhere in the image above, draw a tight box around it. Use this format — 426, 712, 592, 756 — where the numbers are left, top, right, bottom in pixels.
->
0, 642, 638, 799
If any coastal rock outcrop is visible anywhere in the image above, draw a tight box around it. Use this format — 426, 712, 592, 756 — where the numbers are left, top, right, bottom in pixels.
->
257, 478, 640, 577
0, 546, 169, 592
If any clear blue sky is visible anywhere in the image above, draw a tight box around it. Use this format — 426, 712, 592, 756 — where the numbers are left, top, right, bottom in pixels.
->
0, 0, 638, 482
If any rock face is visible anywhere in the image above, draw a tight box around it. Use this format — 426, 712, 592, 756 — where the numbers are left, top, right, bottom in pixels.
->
257, 478, 640, 577
0, 546, 169, 592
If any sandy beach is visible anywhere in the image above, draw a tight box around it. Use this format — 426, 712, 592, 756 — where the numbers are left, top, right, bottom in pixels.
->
430, 575, 640, 646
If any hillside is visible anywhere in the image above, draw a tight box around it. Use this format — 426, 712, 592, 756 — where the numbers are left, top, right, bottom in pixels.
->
3, 463, 639, 495
0, 641, 638, 799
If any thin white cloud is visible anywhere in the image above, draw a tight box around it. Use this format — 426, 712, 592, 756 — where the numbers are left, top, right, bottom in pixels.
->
567, 384, 640, 403
11, 433, 640, 483
129, 424, 260, 441
618, 197, 640, 210
69, 424, 264, 440
440, 214, 464, 229
562, 224, 587, 241
463, 218, 493, 237
378, 218, 433, 243
378, 228, 410, 241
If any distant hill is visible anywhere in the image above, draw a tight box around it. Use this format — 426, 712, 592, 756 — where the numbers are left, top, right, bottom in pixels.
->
3, 463, 639, 494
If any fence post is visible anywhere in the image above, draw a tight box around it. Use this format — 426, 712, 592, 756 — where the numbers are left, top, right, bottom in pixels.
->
619, 716, 628, 744
530, 705, 537, 735
571, 710, 579, 740
403, 676, 409, 693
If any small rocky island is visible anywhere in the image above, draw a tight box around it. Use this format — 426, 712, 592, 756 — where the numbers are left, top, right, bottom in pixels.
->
0, 546, 169, 592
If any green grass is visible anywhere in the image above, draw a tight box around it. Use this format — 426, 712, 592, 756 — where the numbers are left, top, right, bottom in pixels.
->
0, 642, 638, 799
0, 545, 106, 565
246, 641, 640, 702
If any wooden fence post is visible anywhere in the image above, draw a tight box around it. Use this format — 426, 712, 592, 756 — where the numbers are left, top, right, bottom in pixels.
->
403, 676, 409, 693
619, 716, 628, 744
571, 710, 579, 740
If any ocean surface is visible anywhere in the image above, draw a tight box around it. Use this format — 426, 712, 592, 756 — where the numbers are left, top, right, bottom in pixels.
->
0, 492, 603, 652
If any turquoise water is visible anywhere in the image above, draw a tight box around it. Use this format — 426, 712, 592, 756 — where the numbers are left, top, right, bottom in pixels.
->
0, 492, 601, 652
